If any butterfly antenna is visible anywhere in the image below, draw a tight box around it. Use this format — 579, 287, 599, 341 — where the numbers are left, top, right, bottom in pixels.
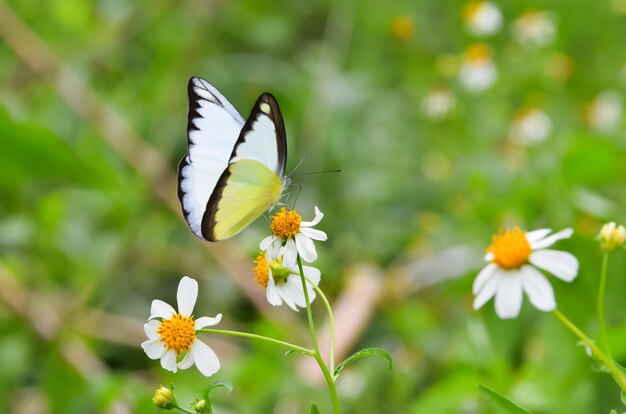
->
288, 157, 307, 177
289, 183, 303, 210
291, 168, 342, 177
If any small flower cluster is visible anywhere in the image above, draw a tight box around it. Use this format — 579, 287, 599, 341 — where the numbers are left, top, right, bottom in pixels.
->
254, 206, 327, 311
142, 206, 328, 378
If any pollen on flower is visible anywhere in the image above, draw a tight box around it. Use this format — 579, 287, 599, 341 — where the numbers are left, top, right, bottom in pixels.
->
253, 251, 269, 289
157, 313, 196, 354
270, 208, 302, 239
486, 227, 531, 269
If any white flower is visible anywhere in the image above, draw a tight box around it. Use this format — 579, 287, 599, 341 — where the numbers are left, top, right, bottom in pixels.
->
260, 206, 327, 264
585, 91, 623, 133
598, 221, 626, 253
509, 107, 552, 144
141, 276, 222, 377
458, 44, 497, 92
463, 1, 502, 36
422, 87, 456, 119
473, 227, 579, 319
513, 10, 556, 46
253, 252, 321, 311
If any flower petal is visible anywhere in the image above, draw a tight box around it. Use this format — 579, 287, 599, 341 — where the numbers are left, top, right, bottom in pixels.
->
525, 228, 552, 243
473, 263, 498, 294
141, 339, 165, 359
494, 271, 523, 319
144, 320, 160, 340
260, 235, 274, 251
191, 340, 220, 377
195, 314, 222, 330
177, 352, 194, 370
473, 269, 500, 310
484, 252, 494, 262
295, 233, 317, 262
266, 276, 284, 307
302, 265, 321, 286
301, 206, 324, 227
160, 349, 178, 373
300, 227, 327, 241
281, 276, 308, 310
149, 300, 176, 320
177, 276, 198, 316
530, 228, 573, 250
529, 250, 579, 282
520, 265, 556, 311
282, 238, 298, 267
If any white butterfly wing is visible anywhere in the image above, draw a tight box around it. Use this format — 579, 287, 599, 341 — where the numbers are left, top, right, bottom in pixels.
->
200, 93, 288, 241
229, 93, 287, 178
177, 77, 245, 240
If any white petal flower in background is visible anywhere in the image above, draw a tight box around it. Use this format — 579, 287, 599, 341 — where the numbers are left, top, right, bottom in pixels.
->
260, 206, 327, 264
141, 276, 222, 377
473, 227, 579, 319
462, 1, 502, 36
422, 87, 456, 120
458, 43, 497, 92
513, 10, 556, 46
584, 90, 623, 133
598, 222, 626, 253
253, 252, 321, 311
509, 107, 553, 144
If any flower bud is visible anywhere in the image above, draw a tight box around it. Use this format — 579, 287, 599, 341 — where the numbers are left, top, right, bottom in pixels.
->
599, 222, 626, 253
152, 386, 175, 410
192, 399, 209, 413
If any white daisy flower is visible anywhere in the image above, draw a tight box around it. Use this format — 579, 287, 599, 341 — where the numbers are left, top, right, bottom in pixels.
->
422, 87, 456, 120
509, 107, 553, 144
473, 227, 579, 319
260, 206, 327, 264
253, 251, 321, 311
463, 1, 503, 37
458, 43, 498, 92
513, 10, 556, 46
141, 276, 222, 377
584, 91, 623, 133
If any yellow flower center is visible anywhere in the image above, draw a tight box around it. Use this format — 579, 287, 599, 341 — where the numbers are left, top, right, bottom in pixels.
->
157, 313, 196, 354
270, 208, 302, 239
462, 1, 483, 21
253, 252, 269, 289
465, 43, 491, 64
486, 227, 531, 269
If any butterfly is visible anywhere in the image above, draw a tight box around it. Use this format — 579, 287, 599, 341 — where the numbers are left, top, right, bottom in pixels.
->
177, 77, 290, 241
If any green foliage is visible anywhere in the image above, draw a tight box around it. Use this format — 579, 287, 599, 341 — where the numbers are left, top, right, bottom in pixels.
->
1, 0, 626, 412
479, 384, 532, 414
334, 347, 392, 378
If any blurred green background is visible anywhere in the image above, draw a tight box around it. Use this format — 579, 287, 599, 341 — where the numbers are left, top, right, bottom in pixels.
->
1, 0, 626, 413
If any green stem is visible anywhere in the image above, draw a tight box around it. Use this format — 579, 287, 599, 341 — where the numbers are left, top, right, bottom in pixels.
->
199, 329, 313, 355
553, 309, 626, 391
297, 255, 340, 413
174, 405, 194, 414
598, 253, 612, 359
304, 275, 336, 374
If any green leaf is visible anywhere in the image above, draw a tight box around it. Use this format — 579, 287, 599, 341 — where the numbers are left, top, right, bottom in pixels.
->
285, 349, 309, 357
0, 107, 96, 188
621, 390, 626, 407
334, 347, 392, 378
310, 403, 319, 414
478, 384, 532, 414
203, 380, 233, 400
